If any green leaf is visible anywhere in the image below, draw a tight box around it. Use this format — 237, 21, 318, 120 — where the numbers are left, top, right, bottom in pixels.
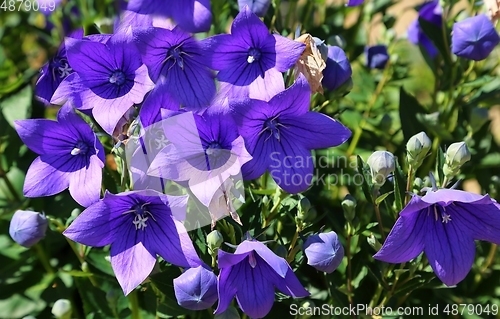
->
0, 85, 32, 127
356, 156, 373, 202
398, 88, 427, 142
393, 160, 406, 212
435, 146, 445, 184
375, 191, 393, 206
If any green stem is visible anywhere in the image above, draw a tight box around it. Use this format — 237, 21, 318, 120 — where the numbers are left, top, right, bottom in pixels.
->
346, 232, 353, 305
405, 165, 414, 205
0, 166, 22, 202
286, 227, 300, 263
127, 290, 141, 319
33, 244, 55, 274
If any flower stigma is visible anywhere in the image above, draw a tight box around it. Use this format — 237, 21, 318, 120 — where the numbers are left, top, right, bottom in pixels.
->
247, 48, 262, 64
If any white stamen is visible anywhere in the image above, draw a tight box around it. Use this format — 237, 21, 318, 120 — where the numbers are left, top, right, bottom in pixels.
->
247, 55, 255, 63
133, 215, 149, 230
71, 148, 81, 155
59, 63, 73, 78
442, 214, 452, 223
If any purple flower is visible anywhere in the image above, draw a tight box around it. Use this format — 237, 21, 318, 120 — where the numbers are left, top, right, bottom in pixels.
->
138, 86, 181, 128
14, 106, 105, 207
231, 75, 351, 193
346, 0, 364, 6
304, 231, 344, 273
148, 111, 252, 208
452, 14, 500, 61
134, 26, 216, 111
215, 240, 309, 318
365, 45, 389, 69
407, 0, 442, 58
52, 33, 154, 134
35, 30, 83, 105
9, 210, 48, 247
238, 0, 271, 17
173, 266, 218, 310
322, 46, 352, 91
204, 7, 305, 101
63, 190, 204, 295
374, 188, 500, 286
126, 0, 211, 33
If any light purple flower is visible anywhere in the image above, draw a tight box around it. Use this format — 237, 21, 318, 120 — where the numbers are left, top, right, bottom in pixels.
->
374, 188, 500, 286
52, 33, 154, 134
452, 14, 500, 61
9, 210, 48, 248
14, 106, 105, 207
231, 75, 351, 193
238, 0, 271, 17
203, 6, 305, 102
215, 240, 309, 318
304, 231, 344, 273
126, 0, 212, 33
173, 266, 218, 310
133, 26, 216, 111
63, 189, 204, 295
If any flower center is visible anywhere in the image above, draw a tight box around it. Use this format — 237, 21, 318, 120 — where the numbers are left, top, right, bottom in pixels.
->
71, 141, 89, 156
205, 142, 223, 156
52, 58, 72, 79
261, 117, 285, 142
109, 70, 126, 86
167, 46, 185, 70
123, 203, 156, 231
429, 205, 452, 224
247, 48, 261, 64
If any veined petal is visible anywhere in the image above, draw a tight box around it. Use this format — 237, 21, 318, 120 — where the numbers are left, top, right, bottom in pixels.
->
235, 240, 289, 278
268, 75, 310, 116
235, 261, 275, 319
268, 142, 314, 194
66, 40, 114, 87
202, 34, 248, 71
280, 112, 351, 150
110, 235, 157, 295
218, 250, 251, 268
171, 0, 212, 33
421, 189, 488, 205
68, 155, 103, 207
63, 200, 121, 246
231, 6, 272, 48
424, 213, 476, 286
273, 34, 305, 72
14, 119, 76, 155
23, 155, 73, 198
248, 68, 285, 101
373, 198, 427, 263
214, 260, 240, 315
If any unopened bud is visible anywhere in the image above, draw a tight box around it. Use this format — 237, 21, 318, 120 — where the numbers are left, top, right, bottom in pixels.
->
9, 210, 48, 248
207, 230, 223, 254
367, 233, 382, 251
406, 132, 431, 168
299, 197, 311, 215
51, 299, 72, 319
367, 151, 395, 186
341, 194, 357, 221
443, 142, 471, 178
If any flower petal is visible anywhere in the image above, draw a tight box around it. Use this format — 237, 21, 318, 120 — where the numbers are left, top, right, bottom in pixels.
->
68, 155, 103, 207
23, 155, 74, 198
231, 6, 271, 47
14, 119, 76, 155
268, 74, 310, 116
248, 68, 285, 101
214, 259, 240, 315
273, 34, 305, 72
235, 240, 289, 277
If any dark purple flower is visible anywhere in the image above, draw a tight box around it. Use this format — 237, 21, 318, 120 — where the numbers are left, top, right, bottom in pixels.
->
173, 266, 218, 310
35, 30, 83, 105
52, 33, 154, 134
346, 0, 363, 6
126, 0, 211, 33
203, 7, 305, 101
138, 86, 181, 128
304, 231, 344, 273
63, 190, 204, 295
9, 210, 48, 248
322, 46, 352, 91
407, 0, 442, 58
238, 0, 271, 17
215, 240, 309, 318
133, 26, 216, 111
374, 188, 500, 286
231, 75, 351, 193
452, 14, 500, 61
14, 106, 105, 207
365, 45, 389, 69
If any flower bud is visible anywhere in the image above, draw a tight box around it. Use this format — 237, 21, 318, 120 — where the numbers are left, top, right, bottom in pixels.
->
367, 233, 382, 251
452, 14, 500, 61
406, 132, 432, 168
9, 210, 48, 248
299, 197, 311, 215
207, 230, 224, 254
413, 177, 424, 192
51, 299, 72, 319
443, 142, 471, 177
173, 266, 218, 310
365, 45, 390, 69
303, 231, 344, 273
367, 151, 395, 186
215, 306, 241, 319
322, 46, 352, 91
341, 194, 357, 222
